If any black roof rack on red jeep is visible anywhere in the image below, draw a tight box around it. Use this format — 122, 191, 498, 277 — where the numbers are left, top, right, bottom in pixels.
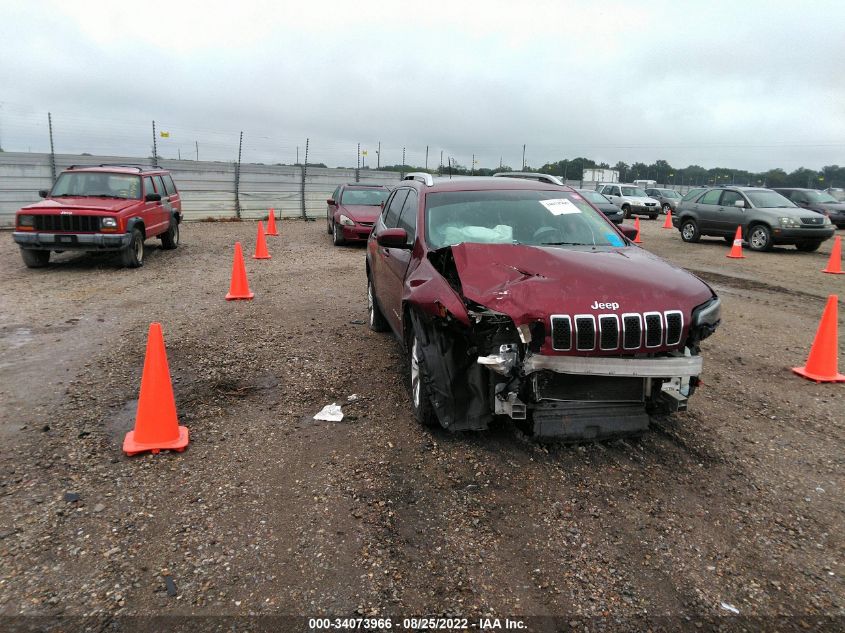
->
66, 164, 161, 172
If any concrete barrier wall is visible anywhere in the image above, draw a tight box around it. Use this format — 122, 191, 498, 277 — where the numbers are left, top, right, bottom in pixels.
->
0, 152, 402, 226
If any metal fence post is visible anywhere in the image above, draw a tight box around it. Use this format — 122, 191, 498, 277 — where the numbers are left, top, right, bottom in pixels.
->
234, 131, 243, 219
47, 112, 56, 183
356, 143, 360, 182
300, 138, 309, 220
152, 121, 158, 164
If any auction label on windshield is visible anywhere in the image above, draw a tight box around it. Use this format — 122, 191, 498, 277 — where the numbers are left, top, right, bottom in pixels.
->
539, 198, 581, 215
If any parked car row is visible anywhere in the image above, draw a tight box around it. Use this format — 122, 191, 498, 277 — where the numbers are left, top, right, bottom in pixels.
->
672, 186, 837, 251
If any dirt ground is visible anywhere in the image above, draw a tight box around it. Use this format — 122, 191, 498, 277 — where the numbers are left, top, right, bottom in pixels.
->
0, 218, 842, 631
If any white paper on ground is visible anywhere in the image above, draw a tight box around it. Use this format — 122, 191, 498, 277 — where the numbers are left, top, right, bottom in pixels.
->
314, 403, 344, 422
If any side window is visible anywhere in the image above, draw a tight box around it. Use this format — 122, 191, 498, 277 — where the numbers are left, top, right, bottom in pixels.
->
610, 186, 621, 196
383, 189, 409, 228
396, 190, 419, 243
720, 190, 743, 206
699, 189, 722, 205
153, 175, 166, 196
163, 174, 177, 196
143, 176, 155, 196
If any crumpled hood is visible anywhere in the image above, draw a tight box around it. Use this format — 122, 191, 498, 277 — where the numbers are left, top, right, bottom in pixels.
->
339, 204, 380, 223
22, 197, 139, 213
449, 242, 713, 327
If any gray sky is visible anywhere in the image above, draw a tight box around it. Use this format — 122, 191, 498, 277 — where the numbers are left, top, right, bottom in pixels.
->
1, 0, 843, 172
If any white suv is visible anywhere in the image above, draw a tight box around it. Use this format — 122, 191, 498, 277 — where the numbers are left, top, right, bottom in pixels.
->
596, 183, 661, 219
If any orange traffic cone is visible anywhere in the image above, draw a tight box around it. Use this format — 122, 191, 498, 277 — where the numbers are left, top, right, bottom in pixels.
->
792, 295, 845, 383
727, 226, 745, 259
662, 210, 673, 229
253, 221, 271, 260
633, 217, 642, 244
123, 323, 189, 456
226, 242, 255, 300
823, 236, 843, 274
266, 209, 279, 236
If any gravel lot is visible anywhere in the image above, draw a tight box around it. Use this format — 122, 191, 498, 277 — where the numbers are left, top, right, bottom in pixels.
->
0, 219, 842, 631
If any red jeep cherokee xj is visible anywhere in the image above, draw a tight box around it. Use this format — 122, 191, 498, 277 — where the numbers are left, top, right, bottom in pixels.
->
13, 164, 182, 268
366, 173, 721, 441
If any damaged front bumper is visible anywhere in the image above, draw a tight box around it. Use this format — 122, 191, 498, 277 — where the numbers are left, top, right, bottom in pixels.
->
478, 346, 702, 440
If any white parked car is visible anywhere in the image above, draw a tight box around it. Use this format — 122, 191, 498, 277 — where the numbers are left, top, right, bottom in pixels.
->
596, 184, 661, 219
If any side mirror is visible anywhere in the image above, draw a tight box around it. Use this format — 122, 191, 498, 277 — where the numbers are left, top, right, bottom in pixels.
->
376, 228, 410, 248
38, 189, 49, 198
618, 225, 638, 240
733, 199, 745, 208
327, 198, 336, 205
145, 192, 162, 202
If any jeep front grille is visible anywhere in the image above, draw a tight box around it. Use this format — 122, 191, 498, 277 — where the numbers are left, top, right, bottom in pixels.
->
551, 310, 685, 352
34, 214, 101, 232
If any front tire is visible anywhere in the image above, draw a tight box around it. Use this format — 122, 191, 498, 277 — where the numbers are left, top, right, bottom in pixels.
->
332, 222, 345, 246
160, 217, 179, 250
367, 276, 389, 332
796, 241, 822, 252
120, 228, 145, 268
21, 249, 50, 268
748, 224, 773, 252
408, 325, 438, 428
680, 219, 701, 243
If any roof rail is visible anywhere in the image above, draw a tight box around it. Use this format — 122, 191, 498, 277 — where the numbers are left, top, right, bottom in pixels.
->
402, 172, 434, 186
66, 164, 160, 172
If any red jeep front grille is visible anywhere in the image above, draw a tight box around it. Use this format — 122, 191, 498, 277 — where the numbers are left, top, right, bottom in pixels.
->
34, 214, 101, 232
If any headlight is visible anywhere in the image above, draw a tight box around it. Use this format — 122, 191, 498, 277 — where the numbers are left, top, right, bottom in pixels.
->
692, 296, 721, 328
779, 217, 801, 228
823, 215, 832, 225
17, 214, 35, 227
101, 217, 117, 228
339, 214, 355, 226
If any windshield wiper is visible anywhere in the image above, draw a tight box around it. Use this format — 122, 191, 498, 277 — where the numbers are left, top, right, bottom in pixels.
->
538, 241, 595, 246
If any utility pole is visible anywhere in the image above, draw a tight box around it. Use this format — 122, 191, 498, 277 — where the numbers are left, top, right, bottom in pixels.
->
195, 141, 199, 161
178, 148, 181, 160
234, 131, 243, 218
522, 144, 526, 170
440, 150, 443, 174
377, 141, 381, 169
425, 145, 429, 171
300, 138, 309, 220
47, 112, 56, 183
296, 146, 299, 164
152, 120, 158, 164
471, 154, 475, 176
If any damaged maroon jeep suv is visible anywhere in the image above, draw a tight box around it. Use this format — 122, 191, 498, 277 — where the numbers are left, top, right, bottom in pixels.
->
366, 173, 721, 441
13, 164, 181, 268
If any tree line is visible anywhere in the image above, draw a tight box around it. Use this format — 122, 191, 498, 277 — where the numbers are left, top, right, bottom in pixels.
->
370, 158, 845, 189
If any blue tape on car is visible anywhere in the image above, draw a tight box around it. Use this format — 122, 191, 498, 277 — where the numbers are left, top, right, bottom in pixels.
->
606, 233, 624, 246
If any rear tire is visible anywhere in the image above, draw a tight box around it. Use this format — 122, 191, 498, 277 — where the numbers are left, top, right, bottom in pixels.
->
622, 205, 631, 219
21, 249, 50, 268
796, 241, 822, 252
680, 219, 700, 243
160, 217, 179, 250
649, 214, 658, 220
367, 276, 389, 332
408, 324, 438, 428
662, 204, 670, 214
120, 228, 145, 268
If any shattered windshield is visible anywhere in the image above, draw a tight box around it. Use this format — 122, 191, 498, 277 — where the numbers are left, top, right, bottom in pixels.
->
424, 190, 625, 249
51, 172, 142, 199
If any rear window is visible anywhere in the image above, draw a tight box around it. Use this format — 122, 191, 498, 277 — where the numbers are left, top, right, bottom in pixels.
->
340, 188, 389, 206
425, 190, 623, 250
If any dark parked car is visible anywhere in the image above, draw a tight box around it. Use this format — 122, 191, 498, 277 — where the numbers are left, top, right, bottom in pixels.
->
773, 188, 845, 229
13, 164, 181, 268
645, 188, 684, 214
673, 186, 835, 251
326, 183, 391, 245
576, 189, 623, 224
366, 174, 721, 441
